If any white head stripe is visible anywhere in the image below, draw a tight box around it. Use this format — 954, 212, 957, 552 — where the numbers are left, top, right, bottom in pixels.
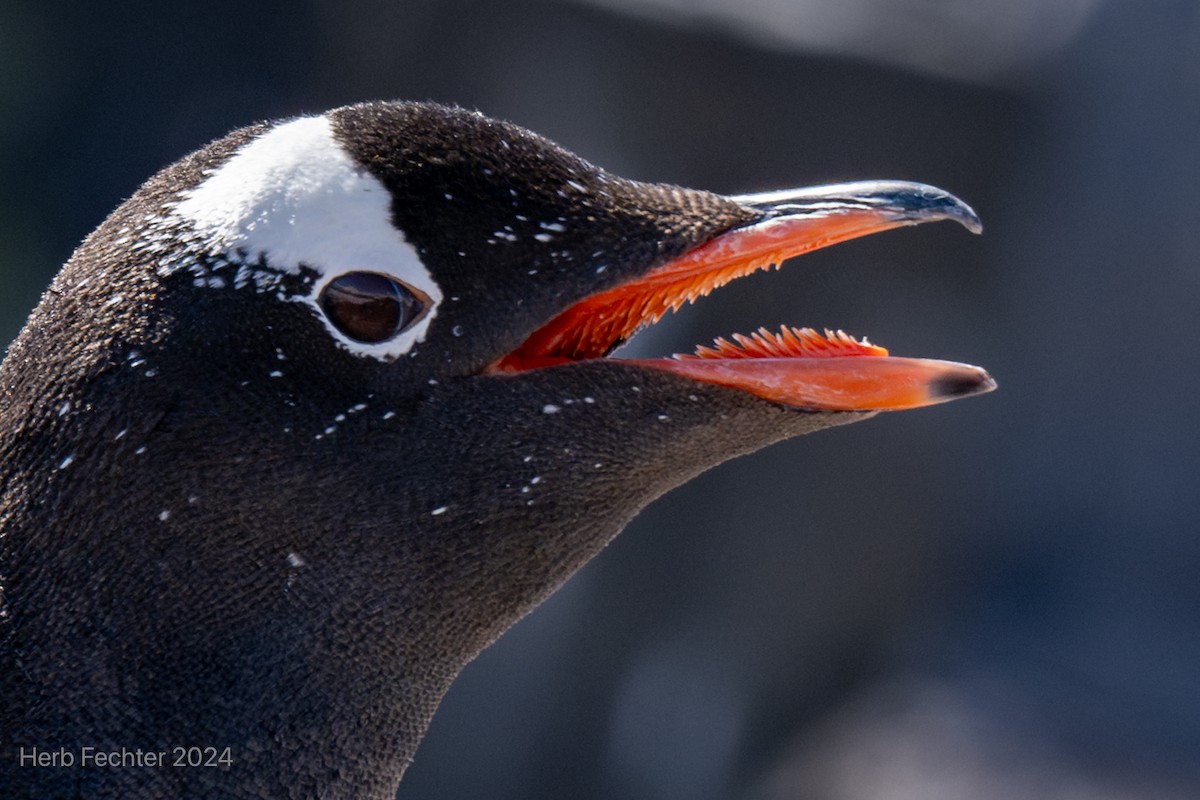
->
171, 114, 441, 360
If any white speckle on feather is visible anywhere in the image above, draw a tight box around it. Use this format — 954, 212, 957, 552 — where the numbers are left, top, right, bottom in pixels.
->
452, 325, 464, 337
286, 552, 306, 568
158, 509, 171, 522
594, 462, 603, 469
530, 476, 542, 485
521, 486, 531, 494
631, 386, 641, 393
188, 495, 199, 504
58, 454, 75, 470
566, 180, 587, 192
135, 446, 147, 455
269, 370, 283, 378
542, 404, 561, 414
57, 401, 71, 416
114, 429, 128, 441
540, 221, 566, 232
534, 233, 554, 243
658, 414, 670, 422
523, 455, 533, 463
351, 403, 367, 413
431, 505, 449, 516
382, 411, 396, 420
595, 265, 608, 274
324, 426, 335, 435
334, 414, 346, 423
583, 397, 595, 404
104, 295, 123, 307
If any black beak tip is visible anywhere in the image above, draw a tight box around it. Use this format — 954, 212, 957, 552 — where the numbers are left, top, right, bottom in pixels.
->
885, 182, 983, 234
930, 368, 997, 400
938, 194, 983, 235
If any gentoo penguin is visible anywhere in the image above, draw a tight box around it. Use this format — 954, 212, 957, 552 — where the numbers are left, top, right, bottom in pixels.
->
0, 101, 992, 799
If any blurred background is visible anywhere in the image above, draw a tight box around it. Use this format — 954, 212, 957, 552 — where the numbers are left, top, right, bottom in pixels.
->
3, 0, 1198, 797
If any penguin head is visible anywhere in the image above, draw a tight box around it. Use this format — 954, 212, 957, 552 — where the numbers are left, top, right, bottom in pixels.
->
55, 103, 751, 401
34, 101, 986, 423
1, 101, 991, 796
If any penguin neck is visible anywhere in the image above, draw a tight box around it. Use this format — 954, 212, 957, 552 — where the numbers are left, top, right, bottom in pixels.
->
0, 383, 637, 799
2, 468, 472, 799
0, 346, 443, 797
1, 325, 864, 797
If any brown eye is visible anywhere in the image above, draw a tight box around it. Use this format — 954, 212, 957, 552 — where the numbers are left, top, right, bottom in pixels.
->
318, 272, 429, 344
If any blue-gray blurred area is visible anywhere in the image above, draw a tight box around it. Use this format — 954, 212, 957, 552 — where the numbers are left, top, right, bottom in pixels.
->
3, 0, 1197, 797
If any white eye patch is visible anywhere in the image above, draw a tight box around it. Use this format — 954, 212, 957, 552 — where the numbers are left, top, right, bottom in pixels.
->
169, 114, 442, 361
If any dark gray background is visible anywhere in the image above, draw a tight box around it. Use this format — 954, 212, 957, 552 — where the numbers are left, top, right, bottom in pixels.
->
2, 1, 1196, 797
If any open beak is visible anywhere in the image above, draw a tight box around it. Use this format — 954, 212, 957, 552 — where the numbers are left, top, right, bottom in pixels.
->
491, 180, 995, 412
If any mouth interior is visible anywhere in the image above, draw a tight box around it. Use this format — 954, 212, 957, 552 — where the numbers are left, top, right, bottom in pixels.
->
490, 209, 902, 372
486, 198, 995, 411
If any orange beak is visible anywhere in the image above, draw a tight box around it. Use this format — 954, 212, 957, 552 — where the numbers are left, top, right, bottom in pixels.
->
491, 180, 995, 411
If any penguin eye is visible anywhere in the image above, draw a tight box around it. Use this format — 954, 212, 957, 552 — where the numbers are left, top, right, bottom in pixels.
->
318, 272, 430, 344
